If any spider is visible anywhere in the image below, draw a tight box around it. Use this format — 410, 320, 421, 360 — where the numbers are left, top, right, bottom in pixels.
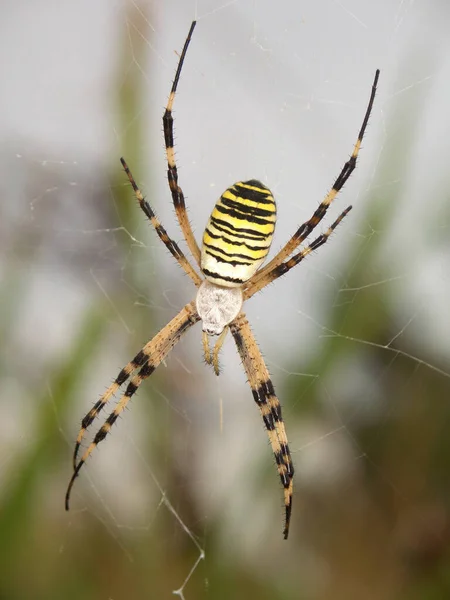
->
65, 20, 380, 540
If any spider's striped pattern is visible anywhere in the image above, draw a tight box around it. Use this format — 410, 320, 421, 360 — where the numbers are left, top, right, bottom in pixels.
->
202, 181, 276, 286
65, 21, 379, 539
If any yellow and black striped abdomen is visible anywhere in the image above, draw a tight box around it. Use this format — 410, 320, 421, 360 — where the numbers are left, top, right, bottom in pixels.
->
201, 180, 276, 287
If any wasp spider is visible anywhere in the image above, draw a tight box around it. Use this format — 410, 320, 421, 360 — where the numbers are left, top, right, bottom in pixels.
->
65, 21, 380, 539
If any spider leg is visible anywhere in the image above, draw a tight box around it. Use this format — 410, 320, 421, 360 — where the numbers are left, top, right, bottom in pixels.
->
72, 346, 150, 470
248, 69, 379, 292
245, 206, 352, 298
121, 158, 202, 287
230, 313, 294, 539
163, 21, 202, 266
67, 301, 200, 506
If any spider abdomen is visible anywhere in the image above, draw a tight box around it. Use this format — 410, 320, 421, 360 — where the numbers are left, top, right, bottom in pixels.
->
201, 180, 276, 287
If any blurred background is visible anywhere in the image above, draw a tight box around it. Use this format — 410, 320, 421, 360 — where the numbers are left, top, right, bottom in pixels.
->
1, 1, 450, 598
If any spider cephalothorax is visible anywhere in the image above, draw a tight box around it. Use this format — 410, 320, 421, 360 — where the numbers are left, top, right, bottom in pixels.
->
65, 20, 379, 540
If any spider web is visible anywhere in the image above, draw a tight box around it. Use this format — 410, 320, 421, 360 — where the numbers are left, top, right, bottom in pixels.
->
2, 0, 450, 598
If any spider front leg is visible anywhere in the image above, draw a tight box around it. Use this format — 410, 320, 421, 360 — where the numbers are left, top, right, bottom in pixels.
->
231, 313, 294, 539
66, 302, 200, 507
